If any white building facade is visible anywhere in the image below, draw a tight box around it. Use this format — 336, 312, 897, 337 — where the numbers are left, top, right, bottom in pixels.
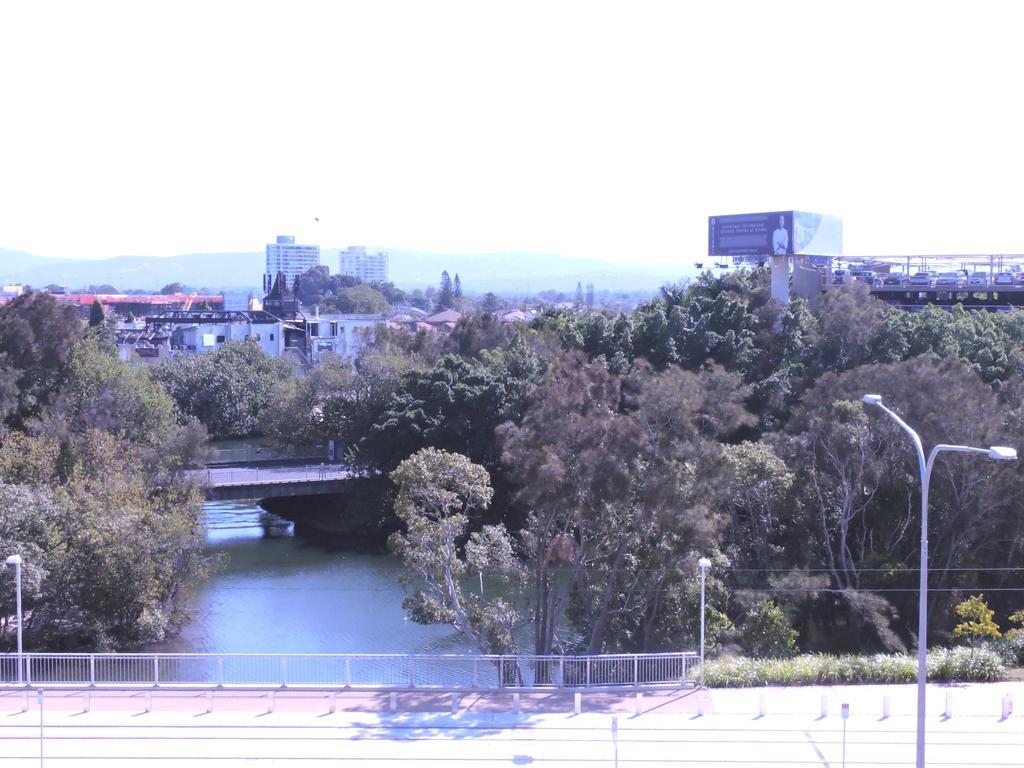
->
266, 235, 321, 288
308, 313, 385, 364
338, 246, 389, 284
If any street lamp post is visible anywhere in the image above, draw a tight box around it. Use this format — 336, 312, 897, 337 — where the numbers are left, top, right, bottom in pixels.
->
3, 555, 23, 684
862, 394, 1016, 768
698, 557, 711, 687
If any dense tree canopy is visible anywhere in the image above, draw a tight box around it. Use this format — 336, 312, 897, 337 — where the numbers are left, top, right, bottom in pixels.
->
0, 298, 210, 650
271, 271, 1024, 657
153, 340, 293, 440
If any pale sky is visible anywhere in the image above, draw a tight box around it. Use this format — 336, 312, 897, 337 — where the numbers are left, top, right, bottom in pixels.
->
3, 0, 1024, 264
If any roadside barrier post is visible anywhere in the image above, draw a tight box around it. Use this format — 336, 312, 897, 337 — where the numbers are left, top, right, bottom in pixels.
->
574, 691, 581, 715
612, 715, 619, 768
38, 690, 44, 768
758, 694, 766, 717
389, 692, 397, 712
820, 696, 828, 718
944, 691, 952, 718
841, 703, 850, 768
882, 695, 890, 719
635, 692, 642, 716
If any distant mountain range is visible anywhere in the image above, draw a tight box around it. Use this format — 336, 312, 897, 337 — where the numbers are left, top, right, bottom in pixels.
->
0, 246, 688, 294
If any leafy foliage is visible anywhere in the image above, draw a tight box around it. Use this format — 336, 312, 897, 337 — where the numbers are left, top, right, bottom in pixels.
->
740, 601, 799, 658
952, 594, 1001, 645
153, 339, 293, 439
705, 647, 1004, 687
387, 448, 523, 654
0, 326, 210, 650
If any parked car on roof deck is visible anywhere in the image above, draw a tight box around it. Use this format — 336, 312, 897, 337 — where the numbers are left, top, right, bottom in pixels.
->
909, 271, 937, 287
968, 272, 989, 287
882, 272, 906, 286
936, 271, 967, 288
994, 272, 1015, 286
852, 270, 881, 287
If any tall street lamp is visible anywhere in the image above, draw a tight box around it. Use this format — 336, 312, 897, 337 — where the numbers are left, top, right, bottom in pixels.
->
698, 556, 711, 687
3, 554, 23, 684
862, 394, 1016, 768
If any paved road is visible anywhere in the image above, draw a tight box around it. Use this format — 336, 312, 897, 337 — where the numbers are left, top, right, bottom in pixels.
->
0, 683, 1021, 766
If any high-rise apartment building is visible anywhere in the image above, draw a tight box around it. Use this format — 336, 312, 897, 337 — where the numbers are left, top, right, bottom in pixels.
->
265, 235, 320, 289
338, 246, 389, 284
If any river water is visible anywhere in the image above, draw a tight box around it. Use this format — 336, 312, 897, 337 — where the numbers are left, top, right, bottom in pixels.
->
155, 500, 473, 655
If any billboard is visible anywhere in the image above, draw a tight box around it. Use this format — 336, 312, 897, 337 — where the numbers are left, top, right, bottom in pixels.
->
708, 211, 842, 260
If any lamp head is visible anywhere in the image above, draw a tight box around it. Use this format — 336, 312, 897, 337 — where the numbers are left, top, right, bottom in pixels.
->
988, 446, 1018, 461
697, 557, 711, 570
862, 394, 883, 405
4, 554, 21, 567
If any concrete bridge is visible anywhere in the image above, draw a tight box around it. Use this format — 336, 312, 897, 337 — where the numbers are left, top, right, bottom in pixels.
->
192, 464, 351, 501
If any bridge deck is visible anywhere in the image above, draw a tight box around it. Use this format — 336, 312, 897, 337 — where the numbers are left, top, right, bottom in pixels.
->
190, 465, 352, 501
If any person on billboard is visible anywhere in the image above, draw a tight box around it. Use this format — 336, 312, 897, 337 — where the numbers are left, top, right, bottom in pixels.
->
772, 215, 789, 255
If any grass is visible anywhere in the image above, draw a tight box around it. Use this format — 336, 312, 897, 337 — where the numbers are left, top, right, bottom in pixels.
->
704, 647, 1005, 687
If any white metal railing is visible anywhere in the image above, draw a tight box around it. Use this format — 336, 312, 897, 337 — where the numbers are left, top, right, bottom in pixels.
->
0, 652, 699, 689
200, 464, 348, 487
208, 445, 325, 465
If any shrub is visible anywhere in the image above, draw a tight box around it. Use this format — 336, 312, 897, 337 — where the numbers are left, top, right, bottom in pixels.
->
704, 648, 1004, 688
740, 600, 799, 658
993, 633, 1024, 667
1007, 609, 1024, 641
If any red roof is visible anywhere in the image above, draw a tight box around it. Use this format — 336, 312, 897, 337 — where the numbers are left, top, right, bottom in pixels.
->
54, 294, 225, 305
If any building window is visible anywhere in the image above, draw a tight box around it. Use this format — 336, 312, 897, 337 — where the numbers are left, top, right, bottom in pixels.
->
216, 335, 226, 343
270, 333, 275, 341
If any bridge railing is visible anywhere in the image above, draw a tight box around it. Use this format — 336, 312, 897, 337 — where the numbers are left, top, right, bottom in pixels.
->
202, 464, 348, 487
0, 652, 699, 689
208, 445, 326, 465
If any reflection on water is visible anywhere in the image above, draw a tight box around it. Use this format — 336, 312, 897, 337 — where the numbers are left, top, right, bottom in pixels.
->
152, 500, 473, 655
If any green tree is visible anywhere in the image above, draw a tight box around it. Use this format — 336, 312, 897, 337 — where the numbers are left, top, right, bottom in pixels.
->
740, 601, 799, 658
952, 595, 1001, 646
159, 282, 187, 295
453, 274, 463, 298
323, 284, 388, 314
481, 292, 503, 313
88, 299, 105, 327
0, 326, 210, 650
153, 339, 293, 439
437, 271, 454, 309
0, 291, 83, 426
720, 441, 794, 574
499, 354, 733, 654
388, 448, 523, 655
358, 349, 542, 473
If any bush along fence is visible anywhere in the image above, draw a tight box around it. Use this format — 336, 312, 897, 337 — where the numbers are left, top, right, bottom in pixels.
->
704, 647, 1008, 688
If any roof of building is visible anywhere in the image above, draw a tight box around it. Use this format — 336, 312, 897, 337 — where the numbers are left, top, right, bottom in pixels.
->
422, 309, 463, 324
145, 310, 285, 325
55, 293, 225, 305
